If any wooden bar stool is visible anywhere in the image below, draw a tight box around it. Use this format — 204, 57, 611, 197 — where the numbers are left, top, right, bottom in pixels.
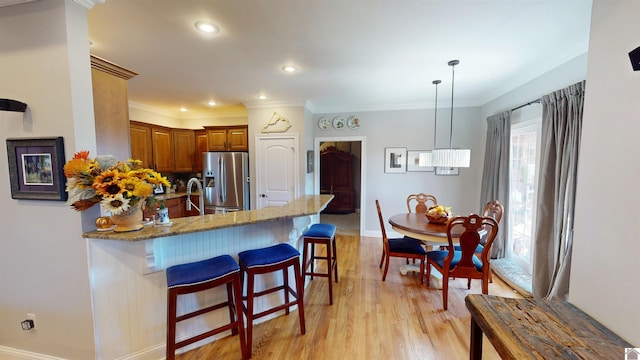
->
238, 243, 305, 358
166, 255, 248, 360
301, 223, 338, 304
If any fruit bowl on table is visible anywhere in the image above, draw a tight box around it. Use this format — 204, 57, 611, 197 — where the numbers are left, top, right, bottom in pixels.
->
425, 205, 452, 224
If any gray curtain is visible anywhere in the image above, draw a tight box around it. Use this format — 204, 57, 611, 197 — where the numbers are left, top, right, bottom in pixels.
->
479, 110, 511, 258
532, 80, 585, 300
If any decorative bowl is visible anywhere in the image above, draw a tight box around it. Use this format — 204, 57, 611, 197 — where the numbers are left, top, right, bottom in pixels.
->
425, 205, 452, 224
425, 213, 451, 224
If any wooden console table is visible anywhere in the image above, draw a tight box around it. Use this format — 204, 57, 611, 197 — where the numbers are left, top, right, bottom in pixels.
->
465, 294, 633, 359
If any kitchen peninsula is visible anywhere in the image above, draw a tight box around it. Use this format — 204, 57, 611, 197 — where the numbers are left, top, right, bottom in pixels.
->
84, 194, 333, 359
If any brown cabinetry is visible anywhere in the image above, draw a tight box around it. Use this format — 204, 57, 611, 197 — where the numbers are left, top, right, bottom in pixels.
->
205, 125, 248, 151
130, 122, 200, 174
173, 129, 196, 173
194, 130, 208, 172
143, 197, 184, 220
320, 147, 355, 214
151, 126, 174, 173
129, 122, 153, 169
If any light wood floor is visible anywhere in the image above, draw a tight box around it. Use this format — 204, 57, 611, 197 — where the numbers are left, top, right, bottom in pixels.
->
176, 233, 523, 360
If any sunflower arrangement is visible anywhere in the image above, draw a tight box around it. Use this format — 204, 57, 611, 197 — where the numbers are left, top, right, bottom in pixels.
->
63, 151, 170, 215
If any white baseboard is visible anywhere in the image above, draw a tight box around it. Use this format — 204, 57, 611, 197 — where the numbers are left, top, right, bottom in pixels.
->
0, 346, 67, 360
0, 345, 166, 360
115, 344, 165, 360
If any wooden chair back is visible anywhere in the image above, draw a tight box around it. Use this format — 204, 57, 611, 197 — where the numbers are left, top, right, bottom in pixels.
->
375, 199, 391, 254
446, 214, 498, 281
483, 200, 503, 224
406, 193, 437, 213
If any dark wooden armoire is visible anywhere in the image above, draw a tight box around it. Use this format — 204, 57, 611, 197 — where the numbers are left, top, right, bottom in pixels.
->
320, 146, 355, 213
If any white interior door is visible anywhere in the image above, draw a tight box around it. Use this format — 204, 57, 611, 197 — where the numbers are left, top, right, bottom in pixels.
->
255, 135, 298, 209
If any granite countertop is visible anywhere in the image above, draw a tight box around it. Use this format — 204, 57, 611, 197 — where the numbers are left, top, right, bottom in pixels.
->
154, 190, 189, 200
83, 194, 334, 241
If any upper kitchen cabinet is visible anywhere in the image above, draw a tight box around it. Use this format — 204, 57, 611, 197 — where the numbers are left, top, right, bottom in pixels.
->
130, 121, 154, 169
91, 55, 138, 160
194, 130, 208, 172
205, 125, 248, 151
173, 129, 196, 173
151, 125, 174, 173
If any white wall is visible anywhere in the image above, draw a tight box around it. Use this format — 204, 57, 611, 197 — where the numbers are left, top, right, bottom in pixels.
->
247, 106, 307, 209
312, 107, 485, 236
0, 0, 96, 358
570, 0, 640, 345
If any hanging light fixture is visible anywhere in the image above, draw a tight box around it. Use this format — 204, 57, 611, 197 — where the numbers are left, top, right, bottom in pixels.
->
419, 80, 441, 167
431, 59, 471, 168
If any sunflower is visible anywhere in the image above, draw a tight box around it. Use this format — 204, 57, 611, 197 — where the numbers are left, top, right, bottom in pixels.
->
100, 193, 131, 215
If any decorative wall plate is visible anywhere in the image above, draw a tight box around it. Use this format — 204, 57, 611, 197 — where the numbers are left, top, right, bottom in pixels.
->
332, 116, 346, 129
347, 116, 360, 129
318, 117, 330, 130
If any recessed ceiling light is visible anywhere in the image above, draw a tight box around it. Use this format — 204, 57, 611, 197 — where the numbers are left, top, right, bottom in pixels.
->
180, 107, 187, 112
257, 95, 268, 100
207, 100, 216, 106
195, 21, 219, 34
282, 65, 297, 73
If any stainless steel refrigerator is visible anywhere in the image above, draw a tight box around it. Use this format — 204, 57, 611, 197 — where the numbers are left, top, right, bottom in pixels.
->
203, 152, 249, 212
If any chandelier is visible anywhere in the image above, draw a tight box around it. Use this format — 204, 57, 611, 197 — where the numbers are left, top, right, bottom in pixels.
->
431, 60, 471, 168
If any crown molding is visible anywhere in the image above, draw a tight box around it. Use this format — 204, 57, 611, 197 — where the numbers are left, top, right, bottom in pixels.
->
72, 0, 105, 10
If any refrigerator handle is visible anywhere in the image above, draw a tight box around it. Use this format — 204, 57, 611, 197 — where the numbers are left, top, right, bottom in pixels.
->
219, 156, 226, 202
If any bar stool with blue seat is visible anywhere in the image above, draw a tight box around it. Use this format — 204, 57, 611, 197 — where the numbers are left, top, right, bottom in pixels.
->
301, 223, 338, 304
166, 255, 248, 360
238, 243, 305, 358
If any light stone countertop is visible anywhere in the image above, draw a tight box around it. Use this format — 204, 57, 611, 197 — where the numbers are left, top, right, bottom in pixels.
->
83, 194, 334, 241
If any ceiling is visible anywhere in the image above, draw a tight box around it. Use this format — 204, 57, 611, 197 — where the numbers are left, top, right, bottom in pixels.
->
87, 0, 592, 119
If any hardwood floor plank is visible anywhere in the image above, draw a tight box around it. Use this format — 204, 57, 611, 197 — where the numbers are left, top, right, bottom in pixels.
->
176, 233, 522, 360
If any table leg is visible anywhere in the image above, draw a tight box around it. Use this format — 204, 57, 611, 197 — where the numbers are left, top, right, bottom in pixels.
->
469, 316, 483, 360
399, 264, 443, 289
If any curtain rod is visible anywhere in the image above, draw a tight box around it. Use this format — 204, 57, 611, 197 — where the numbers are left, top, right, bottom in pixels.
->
511, 98, 541, 112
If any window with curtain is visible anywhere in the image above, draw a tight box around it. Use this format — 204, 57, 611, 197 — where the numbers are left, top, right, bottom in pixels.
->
508, 114, 541, 274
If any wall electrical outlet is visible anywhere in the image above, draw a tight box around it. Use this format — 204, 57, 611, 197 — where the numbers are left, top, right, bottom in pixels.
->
21, 313, 36, 330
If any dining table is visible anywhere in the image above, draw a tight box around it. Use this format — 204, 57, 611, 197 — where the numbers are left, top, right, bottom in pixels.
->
388, 213, 465, 289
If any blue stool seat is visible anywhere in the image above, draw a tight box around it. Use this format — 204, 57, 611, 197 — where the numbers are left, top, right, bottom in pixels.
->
302, 223, 338, 305
166, 255, 248, 360
238, 243, 300, 268
304, 223, 337, 239
238, 243, 305, 358
167, 254, 239, 288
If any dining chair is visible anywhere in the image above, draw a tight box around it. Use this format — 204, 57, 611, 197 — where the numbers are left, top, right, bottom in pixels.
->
453, 200, 503, 282
406, 193, 438, 214
426, 214, 498, 310
375, 200, 427, 284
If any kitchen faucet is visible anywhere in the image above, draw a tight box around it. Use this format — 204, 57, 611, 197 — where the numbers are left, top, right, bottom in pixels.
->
186, 177, 204, 217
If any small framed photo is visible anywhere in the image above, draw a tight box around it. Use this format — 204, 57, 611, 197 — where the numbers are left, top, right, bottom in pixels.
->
384, 147, 407, 173
6, 137, 67, 201
306, 150, 314, 173
435, 166, 459, 176
153, 183, 165, 194
407, 150, 435, 172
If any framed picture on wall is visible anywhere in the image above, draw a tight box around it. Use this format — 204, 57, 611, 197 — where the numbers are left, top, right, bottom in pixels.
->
6, 137, 67, 201
407, 150, 435, 172
435, 166, 459, 176
306, 150, 314, 173
384, 147, 407, 173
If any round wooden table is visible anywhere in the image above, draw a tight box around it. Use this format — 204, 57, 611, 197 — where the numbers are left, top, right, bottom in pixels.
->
388, 213, 460, 288
388, 213, 459, 245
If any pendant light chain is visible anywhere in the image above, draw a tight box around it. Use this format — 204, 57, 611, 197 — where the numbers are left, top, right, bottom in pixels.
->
432, 80, 441, 149
448, 59, 459, 149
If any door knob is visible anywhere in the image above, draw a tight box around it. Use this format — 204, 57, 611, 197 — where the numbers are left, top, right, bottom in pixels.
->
260, 194, 267, 198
